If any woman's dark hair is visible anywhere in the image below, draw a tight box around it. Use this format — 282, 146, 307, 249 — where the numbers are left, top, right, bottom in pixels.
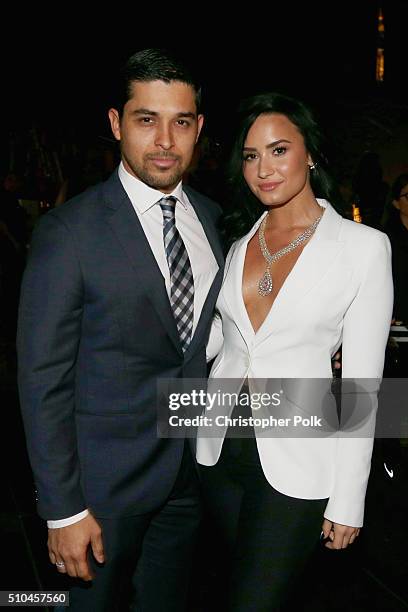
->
114, 48, 202, 115
223, 92, 341, 243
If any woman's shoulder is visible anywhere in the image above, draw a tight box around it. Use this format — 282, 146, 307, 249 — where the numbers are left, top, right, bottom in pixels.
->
339, 220, 392, 275
340, 216, 389, 247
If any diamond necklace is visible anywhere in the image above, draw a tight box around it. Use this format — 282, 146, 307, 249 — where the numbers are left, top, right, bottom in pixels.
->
257, 210, 323, 296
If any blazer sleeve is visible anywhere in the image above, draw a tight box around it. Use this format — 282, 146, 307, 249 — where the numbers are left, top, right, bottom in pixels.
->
324, 232, 393, 527
17, 212, 86, 520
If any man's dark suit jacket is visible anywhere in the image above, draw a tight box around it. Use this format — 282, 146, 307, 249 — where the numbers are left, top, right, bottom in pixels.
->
17, 170, 223, 521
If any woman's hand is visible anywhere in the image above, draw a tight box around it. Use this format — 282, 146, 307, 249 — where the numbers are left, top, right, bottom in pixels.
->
331, 351, 341, 372
321, 518, 360, 549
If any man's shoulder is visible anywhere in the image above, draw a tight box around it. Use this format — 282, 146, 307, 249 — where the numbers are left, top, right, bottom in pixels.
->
53, 182, 105, 220
50, 172, 121, 227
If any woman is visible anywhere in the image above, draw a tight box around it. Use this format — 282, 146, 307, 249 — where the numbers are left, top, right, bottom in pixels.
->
197, 93, 393, 610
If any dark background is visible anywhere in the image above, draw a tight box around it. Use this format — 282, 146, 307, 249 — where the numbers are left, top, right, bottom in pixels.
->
2, 1, 408, 192
2, 1, 407, 136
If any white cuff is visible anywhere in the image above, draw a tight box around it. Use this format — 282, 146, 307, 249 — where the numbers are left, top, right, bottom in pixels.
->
47, 509, 89, 529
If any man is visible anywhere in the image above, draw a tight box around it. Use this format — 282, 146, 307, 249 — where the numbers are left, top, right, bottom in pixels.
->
17, 49, 223, 611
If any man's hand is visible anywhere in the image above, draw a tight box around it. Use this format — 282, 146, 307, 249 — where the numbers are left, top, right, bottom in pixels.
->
321, 518, 360, 549
48, 514, 104, 581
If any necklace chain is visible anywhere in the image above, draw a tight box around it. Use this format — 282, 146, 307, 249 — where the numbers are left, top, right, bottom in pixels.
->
257, 210, 323, 296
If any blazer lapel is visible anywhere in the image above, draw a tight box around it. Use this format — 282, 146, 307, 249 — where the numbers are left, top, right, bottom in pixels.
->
255, 201, 345, 345
223, 213, 268, 345
102, 172, 183, 355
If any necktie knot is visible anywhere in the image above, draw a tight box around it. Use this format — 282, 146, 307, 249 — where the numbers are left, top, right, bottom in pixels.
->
159, 196, 177, 222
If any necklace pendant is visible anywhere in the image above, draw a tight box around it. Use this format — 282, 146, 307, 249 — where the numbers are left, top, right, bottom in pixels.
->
258, 268, 273, 296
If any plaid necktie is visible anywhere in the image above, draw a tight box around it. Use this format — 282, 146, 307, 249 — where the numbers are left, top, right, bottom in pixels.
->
159, 196, 194, 351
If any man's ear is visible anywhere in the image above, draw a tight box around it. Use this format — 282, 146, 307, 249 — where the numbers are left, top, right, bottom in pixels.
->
108, 108, 121, 142
392, 199, 400, 211
196, 114, 204, 143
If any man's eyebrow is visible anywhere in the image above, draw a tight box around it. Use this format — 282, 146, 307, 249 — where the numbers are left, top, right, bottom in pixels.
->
131, 109, 157, 116
243, 139, 292, 151
130, 109, 196, 118
176, 112, 196, 119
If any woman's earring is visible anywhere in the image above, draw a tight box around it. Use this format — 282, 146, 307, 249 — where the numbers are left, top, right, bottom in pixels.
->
309, 162, 317, 171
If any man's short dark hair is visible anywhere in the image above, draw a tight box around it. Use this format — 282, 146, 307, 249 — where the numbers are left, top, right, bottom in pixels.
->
115, 48, 202, 115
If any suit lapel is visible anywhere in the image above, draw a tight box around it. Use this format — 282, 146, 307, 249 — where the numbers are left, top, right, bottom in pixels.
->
183, 186, 224, 354
102, 172, 183, 355
101, 174, 224, 356
184, 186, 224, 269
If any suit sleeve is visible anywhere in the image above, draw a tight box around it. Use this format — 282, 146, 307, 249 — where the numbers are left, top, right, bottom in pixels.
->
17, 212, 86, 520
324, 233, 393, 527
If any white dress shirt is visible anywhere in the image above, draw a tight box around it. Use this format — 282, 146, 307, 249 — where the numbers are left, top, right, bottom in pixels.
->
48, 163, 219, 528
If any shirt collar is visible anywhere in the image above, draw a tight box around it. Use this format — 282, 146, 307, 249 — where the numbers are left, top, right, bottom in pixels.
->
118, 162, 188, 214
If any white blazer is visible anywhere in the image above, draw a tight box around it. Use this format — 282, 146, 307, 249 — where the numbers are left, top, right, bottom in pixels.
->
197, 200, 393, 527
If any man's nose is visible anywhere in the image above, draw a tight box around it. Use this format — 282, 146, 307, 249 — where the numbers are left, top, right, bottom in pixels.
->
155, 124, 174, 150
